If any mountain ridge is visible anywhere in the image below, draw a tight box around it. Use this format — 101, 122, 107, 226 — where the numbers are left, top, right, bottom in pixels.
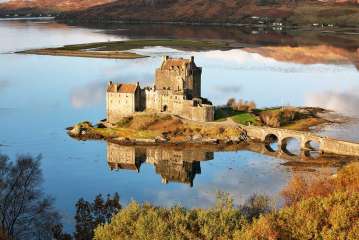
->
1, 0, 359, 27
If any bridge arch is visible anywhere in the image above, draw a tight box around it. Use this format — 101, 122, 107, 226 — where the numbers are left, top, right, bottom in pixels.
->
281, 137, 301, 156
264, 134, 279, 152
304, 139, 320, 151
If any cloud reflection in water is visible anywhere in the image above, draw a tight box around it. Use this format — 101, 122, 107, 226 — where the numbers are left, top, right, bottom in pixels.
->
0, 80, 9, 92
306, 87, 359, 117
70, 72, 153, 109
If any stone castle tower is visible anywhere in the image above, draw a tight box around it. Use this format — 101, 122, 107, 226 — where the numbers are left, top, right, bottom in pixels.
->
155, 56, 201, 99
106, 56, 214, 123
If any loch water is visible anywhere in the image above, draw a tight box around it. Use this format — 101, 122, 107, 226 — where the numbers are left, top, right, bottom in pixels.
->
0, 19, 359, 229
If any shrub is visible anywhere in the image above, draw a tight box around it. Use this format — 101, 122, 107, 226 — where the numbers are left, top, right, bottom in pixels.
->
94, 193, 273, 240
241, 191, 359, 240
259, 108, 302, 128
226, 98, 256, 112
93, 164, 359, 240
281, 162, 359, 206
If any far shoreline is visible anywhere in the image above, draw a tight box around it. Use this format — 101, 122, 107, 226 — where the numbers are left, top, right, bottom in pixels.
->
18, 49, 148, 59
15, 39, 233, 59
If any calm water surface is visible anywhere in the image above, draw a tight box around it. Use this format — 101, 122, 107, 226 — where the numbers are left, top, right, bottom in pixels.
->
0, 19, 359, 229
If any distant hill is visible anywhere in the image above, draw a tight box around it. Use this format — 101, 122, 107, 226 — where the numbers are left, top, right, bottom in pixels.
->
1, 0, 359, 27
0, 0, 114, 12
56, 0, 359, 27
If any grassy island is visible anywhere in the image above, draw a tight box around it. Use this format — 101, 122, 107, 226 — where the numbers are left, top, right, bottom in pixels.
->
19, 49, 146, 59
215, 105, 330, 131
67, 113, 247, 145
67, 105, 335, 145
18, 39, 230, 59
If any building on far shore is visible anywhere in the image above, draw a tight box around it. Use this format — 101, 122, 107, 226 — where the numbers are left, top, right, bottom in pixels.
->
106, 56, 214, 122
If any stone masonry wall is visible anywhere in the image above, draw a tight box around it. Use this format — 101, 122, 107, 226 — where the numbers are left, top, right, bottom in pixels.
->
155, 68, 185, 92
107, 92, 136, 123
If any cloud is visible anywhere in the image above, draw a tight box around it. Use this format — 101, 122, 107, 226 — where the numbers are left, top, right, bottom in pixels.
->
152, 151, 290, 208
305, 87, 359, 117
214, 85, 241, 94
69, 71, 154, 109
70, 81, 105, 109
197, 49, 353, 73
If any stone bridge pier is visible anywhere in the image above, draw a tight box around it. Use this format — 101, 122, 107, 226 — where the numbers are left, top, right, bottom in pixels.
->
243, 125, 359, 157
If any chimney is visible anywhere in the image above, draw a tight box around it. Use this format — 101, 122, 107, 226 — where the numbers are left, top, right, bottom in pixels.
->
163, 55, 169, 61
108, 81, 113, 86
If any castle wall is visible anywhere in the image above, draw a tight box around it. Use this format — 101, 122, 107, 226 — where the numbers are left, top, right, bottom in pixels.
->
143, 90, 214, 122
191, 104, 215, 122
134, 87, 142, 111
185, 68, 201, 98
107, 92, 136, 122
155, 69, 185, 92
177, 100, 214, 122
107, 86, 142, 123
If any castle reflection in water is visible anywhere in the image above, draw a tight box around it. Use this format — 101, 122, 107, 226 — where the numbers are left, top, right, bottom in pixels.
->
106, 141, 357, 187
107, 142, 214, 187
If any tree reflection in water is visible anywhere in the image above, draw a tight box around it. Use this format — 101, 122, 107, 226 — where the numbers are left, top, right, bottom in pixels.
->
0, 154, 61, 240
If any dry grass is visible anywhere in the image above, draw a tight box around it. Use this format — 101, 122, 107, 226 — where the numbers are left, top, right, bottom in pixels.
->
283, 117, 327, 131
70, 113, 246, 142
20, 49, 146, 59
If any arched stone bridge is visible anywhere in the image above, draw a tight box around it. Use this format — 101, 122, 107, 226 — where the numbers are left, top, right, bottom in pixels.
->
242, 125, 359, 157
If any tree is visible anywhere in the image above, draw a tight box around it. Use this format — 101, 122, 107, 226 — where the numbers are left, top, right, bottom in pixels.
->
0, 154, 61, 240
74, 193, 121, 240
226, 98, 236, 108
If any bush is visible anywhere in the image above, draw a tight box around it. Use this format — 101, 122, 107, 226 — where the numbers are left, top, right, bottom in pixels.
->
94, 164, 359, 240
281, 163, 359, 206
226, 98, 256, 112
241, 191, 359, 240
94, 193, 273, 240
259, 108, 301, 128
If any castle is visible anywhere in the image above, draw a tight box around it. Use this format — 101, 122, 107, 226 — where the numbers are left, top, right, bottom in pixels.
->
106, 56, 214, 123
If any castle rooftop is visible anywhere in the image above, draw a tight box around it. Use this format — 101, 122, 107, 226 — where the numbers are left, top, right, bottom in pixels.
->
160, 56, 195, 70
107, 82, 139, 93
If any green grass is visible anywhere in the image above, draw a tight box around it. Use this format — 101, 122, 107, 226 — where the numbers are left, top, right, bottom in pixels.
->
231, 112, 258, 125
93, 127, 158, 139
215, 107, 259, 125
214, 107, 239, 121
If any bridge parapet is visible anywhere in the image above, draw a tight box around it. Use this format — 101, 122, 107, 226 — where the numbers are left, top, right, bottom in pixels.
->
242, 125, 359, 157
